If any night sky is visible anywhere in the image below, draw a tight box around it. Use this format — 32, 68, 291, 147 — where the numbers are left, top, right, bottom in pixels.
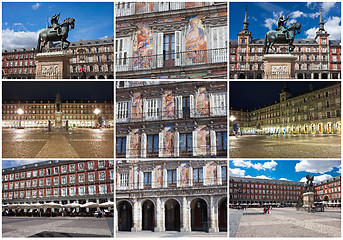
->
230, 81, 339, 110
2, 81, 113, 100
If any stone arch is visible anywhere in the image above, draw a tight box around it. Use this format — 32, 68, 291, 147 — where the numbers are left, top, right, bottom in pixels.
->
99, 75, 105, 79
117, 200, 133, 231
190, 197, 209, 232
165, 198, 181, 231
218, 197, 227, 232
141, 199, 155, 231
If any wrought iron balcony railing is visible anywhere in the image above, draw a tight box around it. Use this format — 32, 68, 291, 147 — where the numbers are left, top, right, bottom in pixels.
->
116, 48, 227, 72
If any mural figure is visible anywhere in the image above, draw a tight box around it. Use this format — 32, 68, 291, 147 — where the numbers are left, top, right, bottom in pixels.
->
185, 16, 207, 64
180, 162, 189, 186
135, 2, 154, 14
163, 127, 174, 157
197, 125, 209, 155
196, 87, 209, 116
133, 22, 153, 69
155, 166, 163, 188
162, 91, 175, 119
131, 93, 143, 121
206, 161, 217, 185
130, 129, 140, 157
185, 2, 205, 8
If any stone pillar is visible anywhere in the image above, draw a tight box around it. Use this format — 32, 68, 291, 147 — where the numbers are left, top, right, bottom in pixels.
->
180, 197, 190, 232
154, 198, 165, 232
208, 196, 219, 233
131, 198, 142, 232
76, 200, 79, 213
35, 51, 71, 79
163, 168, 168, 188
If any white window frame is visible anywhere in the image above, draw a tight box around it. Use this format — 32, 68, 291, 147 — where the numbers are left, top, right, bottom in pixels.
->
99, 171, 106, 181
116, 101, 130, 122
144, 98, 161, 121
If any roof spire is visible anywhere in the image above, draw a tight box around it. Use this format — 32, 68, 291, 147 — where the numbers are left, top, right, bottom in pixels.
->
243, 6, 249, 31
318, 9, 325, 31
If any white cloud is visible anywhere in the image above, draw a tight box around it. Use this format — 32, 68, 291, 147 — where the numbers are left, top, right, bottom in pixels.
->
14, 23, 23, 26
232, 160, 277, 171
305, 27, 317, 38
100, 36, 109, 39
295, 160, 341, 174
229, 168, 245, 177
300, 174, 333, 183
2, 29, 41, 50
305, 16, 341, 40
264, 11, 284, 30
322, 2, 336, 15
32, 3, 41, 10
279, 177, 290, 181
255, 175, 272, 180
290, 10, 304, 18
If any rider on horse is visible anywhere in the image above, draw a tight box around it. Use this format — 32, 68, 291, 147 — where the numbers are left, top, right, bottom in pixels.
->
50, 13, 61, 36
275, 16, 289, 39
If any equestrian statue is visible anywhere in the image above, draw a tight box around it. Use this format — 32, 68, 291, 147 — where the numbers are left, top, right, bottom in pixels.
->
263, 15, 301, 54
37, 13, 75, 53
304, 174, 314, 193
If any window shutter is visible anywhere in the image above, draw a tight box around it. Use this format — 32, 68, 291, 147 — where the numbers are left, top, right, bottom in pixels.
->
203, 166, 207, 186
192, 129, 197, 156
126, 133, 131, 158
151, 170, 155, 188
175, 96, 183, 119
159, 131, 163, 157
175, 31, 182, 66
130, 2, 135, 15
210, 129, 216, 156
143, 98, 147, 120
157, 33, 164, 68
217, 165, 222, 185
190, 94, 195, 118
171, 2, 182, 10
174, 131, 180, 157
141, 132, 147, 158
209, 93, 214, 116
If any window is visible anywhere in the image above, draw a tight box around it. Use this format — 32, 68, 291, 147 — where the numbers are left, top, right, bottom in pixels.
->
193, 168, 203, 184
99, 171, 106, 181
26, 180, 31, 188
88, 185, 96, 195
46, 168, 51, 175
61, 176, 67, 184
145, 98, 161, 120
182, 96, 191, 118
54, 188, 59, 196
46, 178, 51, 186
79, 174, 85, 182
20, 191, 25, 198
10, 174, 14, 180
15, 173, 19, 179
20, 181, 25, 188
78, 162, 84, 171
9, 182, 13, 189
61, 165, 67, 173
222, 166, 227, 182
116, 137, 127, 156
88, 161, 94, 170
32, 179, 37, 187
89, 172, 95, 182
180, 133, 192, 154
110, 171, 114, 180
21, 172, 25, 178
216, 131, 227, 154
211, 93, 227, 116
39, 189, 44, 197
46, 189, 51, 197
27, 171, 31, 178
168, 169, 177, 185
147, 134, 159, 155
79, 186, 85, 195
69, 164, 75, 172
99, 185, 107, 194
163, 34, 175, 62
32, 190, 37, 198
120, 173, 129, 187
115, 37, 129, 69
39, 169, 44, 176
98, 160, 105, 168
144, 172, 152, 187
69, 187, 76, 196
33, 171, 37, 177
53, 167, 59, 174
70, 175, 75, 183
61, 188, 67, 196
117, 101, 130, 122
26, 191, 31, 198
54, 177, 59, 185
39, 179, 44, 186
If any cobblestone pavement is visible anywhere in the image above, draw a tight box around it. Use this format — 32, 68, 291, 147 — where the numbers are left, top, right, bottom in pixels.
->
229, 134, 341, 158
116, 231, 227, 238
2, 128, 114, 158
230, 208, 341, 237
2, 216, 114, 237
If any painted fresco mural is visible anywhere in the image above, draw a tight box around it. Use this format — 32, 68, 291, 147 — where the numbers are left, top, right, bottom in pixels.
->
131, 92, 142, 121
155, 165, 163, 188
157, 17, 182, 23
180, 161, 189, 187
185, 16, 207, 65
196, 125, 210, 156
206, 161, 217, 185
210, 12, 228, 18
129, 165, 135, 189
162, 90, 175, 120
163, 126, 174, 157
133, 22, 153, 69
195, 87, 209, 117
185, 2, 205, 8
135, 2, 154, 14
129, 129, 141, 157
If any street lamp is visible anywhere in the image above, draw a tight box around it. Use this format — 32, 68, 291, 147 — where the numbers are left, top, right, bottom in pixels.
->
229, 115, 236, 122
17, 108, 24, 128
94, 108, 101, 128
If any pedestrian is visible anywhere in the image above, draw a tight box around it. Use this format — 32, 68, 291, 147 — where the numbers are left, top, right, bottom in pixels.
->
267, 206, 270, 214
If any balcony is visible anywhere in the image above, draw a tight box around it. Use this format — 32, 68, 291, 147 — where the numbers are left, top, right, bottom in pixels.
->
116, 48, 227, 72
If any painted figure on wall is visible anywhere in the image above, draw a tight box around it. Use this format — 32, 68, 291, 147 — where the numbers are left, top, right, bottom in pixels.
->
185, 16, 207, 64
206, 161, 217, 185
162, 91, 175, 119
135, 2, 154, 14
130, 129, 141, 157
131, 92, 143, 121
180, 162, 189, 187
133, 22, 153, 69
196, 87, 209, 116
185, 2, 205, 8
163, 127, 174, 157
155, 165, 163, 188
129, 165, 135, 189
197, 125, 210, 155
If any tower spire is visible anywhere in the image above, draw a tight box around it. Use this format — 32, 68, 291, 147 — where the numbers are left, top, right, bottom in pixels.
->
318, 9, 325, 31
243, 7, 249, 31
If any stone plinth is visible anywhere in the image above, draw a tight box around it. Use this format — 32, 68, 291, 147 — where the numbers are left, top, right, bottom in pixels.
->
263, 54, 296, 79
54, 111, 63, 129
35, 51, 70, 79
301, 192, 314, 212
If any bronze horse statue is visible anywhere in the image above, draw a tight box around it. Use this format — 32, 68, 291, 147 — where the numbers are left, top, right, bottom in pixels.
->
263, 22, 301, 54
37, 18, 75, 52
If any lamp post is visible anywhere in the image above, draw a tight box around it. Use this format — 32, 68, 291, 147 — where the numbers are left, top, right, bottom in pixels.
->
17, 108, 24, 128
94, 108, 101, 128
229, 115, 237, 135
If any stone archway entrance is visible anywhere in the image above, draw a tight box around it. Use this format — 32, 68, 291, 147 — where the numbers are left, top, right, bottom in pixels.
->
118, 201, 132, 231
218, 198, 227, 232
165, 199, 180, 231
142, 200, 155, 231
191, 198, 208, 232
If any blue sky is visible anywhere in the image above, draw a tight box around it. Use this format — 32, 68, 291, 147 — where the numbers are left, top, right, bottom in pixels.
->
229, 160, 341, 183
230, 2, 341, 40
2, 160, 48, 169
2, 2, 114, 50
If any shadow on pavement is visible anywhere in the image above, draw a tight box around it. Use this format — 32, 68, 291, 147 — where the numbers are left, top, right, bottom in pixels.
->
28, 231, 111, 238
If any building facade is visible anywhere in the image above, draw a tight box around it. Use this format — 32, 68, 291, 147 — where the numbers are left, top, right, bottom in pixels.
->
116, 81, 227, 158
2, 37, 114, 79
2, 94, 114, 128
314, 175, 341, 206
229, 176, 304, 206
230, 82, 341, 135
2, 160, 114, 214
116, 160, 227, 233
116, 2, 227, 79
229, 9, 341, 79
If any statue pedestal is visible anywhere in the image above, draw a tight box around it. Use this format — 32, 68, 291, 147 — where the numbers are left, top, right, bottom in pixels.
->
53, 111, 64, 132
263, 54, 296, 79
301, 192, 314, 212
35, 51, 70, 79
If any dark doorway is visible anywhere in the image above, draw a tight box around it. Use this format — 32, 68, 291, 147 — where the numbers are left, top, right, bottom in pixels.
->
191, 198, 208, 232
142, 200, 154, 231
322, 73, 328, 79
238, 73, 245, 79
297, 73, 303, 79
218, 198, 227, 232
165, 199, 180, 231
314, 73, 319, 79
118, 201, 132, 231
